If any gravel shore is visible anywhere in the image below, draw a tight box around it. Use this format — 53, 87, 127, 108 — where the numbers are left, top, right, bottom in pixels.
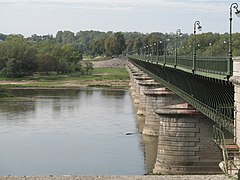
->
92, 57, 127, 68
0, 175, 232, 180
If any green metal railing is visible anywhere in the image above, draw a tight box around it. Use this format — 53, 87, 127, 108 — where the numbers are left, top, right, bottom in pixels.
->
128, 53, 230, 81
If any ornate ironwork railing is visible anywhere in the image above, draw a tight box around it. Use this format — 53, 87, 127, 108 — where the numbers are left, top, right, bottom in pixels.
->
128, 53, 230, 81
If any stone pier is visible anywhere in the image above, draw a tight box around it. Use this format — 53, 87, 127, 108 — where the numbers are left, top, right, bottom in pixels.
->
133, 76, 153, 105
142, 87, 182, 136
137, 80, 161, 116
153, 103, 222, 174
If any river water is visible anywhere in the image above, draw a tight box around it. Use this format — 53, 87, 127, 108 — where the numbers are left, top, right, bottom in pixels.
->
0, 88, 157, 176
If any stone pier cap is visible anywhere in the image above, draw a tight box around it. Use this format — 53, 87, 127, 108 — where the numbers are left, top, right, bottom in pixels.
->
156, 103, 200, 115
134, 76, 153, 81
138, 80, 160, 86
132, 72, 145, 76
144, 87, 174, 96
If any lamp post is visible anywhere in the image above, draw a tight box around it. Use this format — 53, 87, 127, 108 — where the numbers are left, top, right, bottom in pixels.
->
164, 39, 170, 65
193, 20, 202, 72
229, 3, 240, 76
209, 42, 213, 56
159, 41, 164, 63
150, 44, 152, 62
175, 29, 182, 68
146, 45, 149, 61
223, 41, 228, 57
143, 46, 146, 61
153, 43, 157, 63
140, 47, 143, 60
159, 41, 163, 55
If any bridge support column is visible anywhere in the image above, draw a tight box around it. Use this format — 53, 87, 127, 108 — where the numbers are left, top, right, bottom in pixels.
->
134, 76, 154, 105
142, 88, 181, 136
127, 62, 154, 107
137, 81, 161, 116
153, 103, 222, 174
230, 57, 240, 146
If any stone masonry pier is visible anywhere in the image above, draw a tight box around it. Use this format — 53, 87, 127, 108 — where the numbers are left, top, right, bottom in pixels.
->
127, 62, 223, 175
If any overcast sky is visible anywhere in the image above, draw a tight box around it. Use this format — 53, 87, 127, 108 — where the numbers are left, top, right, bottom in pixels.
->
0, 0, 240, 37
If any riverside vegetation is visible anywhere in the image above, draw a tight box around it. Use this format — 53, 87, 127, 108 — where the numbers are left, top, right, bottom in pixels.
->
0, 58, 129, 98
1, 30, 240, 97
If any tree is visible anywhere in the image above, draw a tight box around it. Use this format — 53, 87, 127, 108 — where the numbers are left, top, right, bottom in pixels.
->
90, 38, 105, 56
38, 54, 57, 75
114, 32, 126, 55
0, 35, 38, 77
81, 61, 94, 75
104, 35, 118, 56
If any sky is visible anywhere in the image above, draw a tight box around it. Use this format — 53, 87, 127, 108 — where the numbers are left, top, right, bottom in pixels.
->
0, 0, 240, 37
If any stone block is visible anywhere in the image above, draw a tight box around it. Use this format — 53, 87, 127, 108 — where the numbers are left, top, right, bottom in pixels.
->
158, 150, 197, 156
158, 136, 200, 142
156, 154, 200, 162
158, 131, 196, 137
158, 140, 196, 147
158, 126, 200, 133
158, 145, 200, 152
162, 121, 197, 128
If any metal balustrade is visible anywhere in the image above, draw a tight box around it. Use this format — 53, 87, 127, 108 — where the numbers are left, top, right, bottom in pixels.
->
128, 53, 230, 81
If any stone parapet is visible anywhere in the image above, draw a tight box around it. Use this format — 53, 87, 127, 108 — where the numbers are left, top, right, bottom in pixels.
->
230, 57, 240, 147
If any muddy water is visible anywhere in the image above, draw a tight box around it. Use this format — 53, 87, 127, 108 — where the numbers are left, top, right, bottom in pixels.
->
0, 88, 157, 176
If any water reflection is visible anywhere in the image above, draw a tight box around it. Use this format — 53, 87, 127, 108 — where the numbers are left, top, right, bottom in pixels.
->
0, 88, 152, 176
142, 135, 158, 173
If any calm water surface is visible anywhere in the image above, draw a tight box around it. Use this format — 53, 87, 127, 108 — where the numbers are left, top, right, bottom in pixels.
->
0, 88, 149, 176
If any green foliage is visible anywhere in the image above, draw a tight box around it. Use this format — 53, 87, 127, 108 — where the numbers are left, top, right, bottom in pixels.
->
38, 54, 58, 75
103, 32, 126, 56
81, 61, 94, 75
0, 35, 38, 77
179, 32, 240, 57
56, 30, 75, 44
0, 30, 239, 79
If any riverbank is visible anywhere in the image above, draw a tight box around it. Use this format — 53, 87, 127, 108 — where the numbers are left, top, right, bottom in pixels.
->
0, 175, 231, 180
0, 58, 129, 89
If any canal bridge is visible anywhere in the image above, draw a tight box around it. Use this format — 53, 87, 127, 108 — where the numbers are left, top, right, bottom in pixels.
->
126, 48, 240, 176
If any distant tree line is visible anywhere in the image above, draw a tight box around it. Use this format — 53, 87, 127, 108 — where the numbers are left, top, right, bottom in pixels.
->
0, 30, 239, 78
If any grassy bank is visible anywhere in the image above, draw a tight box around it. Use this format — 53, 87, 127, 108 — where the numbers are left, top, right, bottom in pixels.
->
0, 68, 130, 89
